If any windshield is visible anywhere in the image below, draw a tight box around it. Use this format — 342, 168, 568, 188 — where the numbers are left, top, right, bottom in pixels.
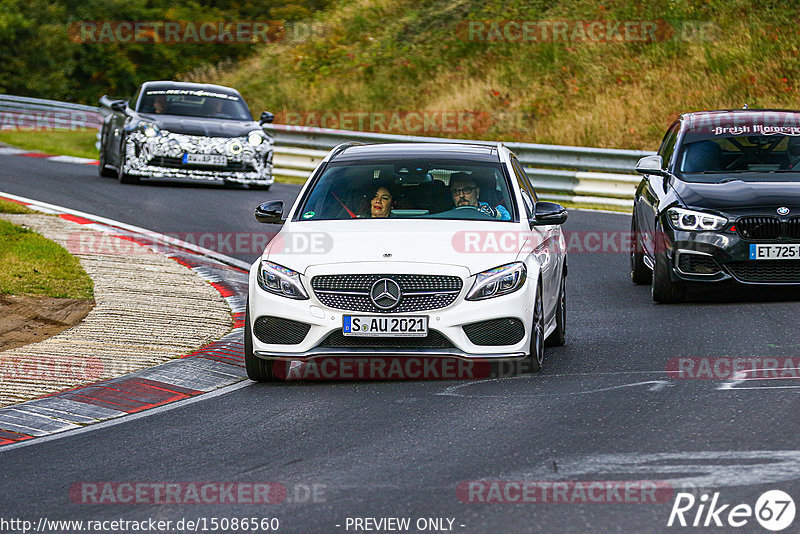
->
678, 130, 800, 182
296, 159, 516, 222
136, 89, 252, 120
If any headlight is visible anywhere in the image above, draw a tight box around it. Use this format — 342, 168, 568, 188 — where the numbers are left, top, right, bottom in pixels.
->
139, 122, 160, 137
228, 140, 244, 155
466, 262, 527, 301
257, 260, 309, 300
247, 131, 264, 146
667, 207, 727, 231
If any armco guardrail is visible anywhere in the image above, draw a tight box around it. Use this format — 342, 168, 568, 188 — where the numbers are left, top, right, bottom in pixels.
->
0, 94, 650, 209
0, 94, 102, 130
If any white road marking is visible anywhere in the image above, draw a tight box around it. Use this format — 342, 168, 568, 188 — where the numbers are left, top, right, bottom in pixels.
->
438, 377, 672, 398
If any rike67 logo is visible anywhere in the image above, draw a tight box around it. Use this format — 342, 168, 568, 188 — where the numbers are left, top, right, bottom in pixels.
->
668, 490, 795, 531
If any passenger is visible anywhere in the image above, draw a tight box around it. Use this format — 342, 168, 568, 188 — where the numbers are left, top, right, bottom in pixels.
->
152, 95, 168, 114
449, 172, 511, 220
365, 184, 396, 218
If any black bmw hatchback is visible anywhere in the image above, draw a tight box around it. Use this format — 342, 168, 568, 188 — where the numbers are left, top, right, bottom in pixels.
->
632, 109, 800, 302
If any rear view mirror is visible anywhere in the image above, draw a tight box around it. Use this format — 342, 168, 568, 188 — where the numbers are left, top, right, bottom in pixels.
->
254, 200, 284, 224
531, 202, 568, 226
635, 155, 667, 177
260, 111, 274, 125
110, 100, 128, 112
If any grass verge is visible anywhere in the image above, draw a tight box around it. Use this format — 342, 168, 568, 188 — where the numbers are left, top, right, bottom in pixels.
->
0, 129, 98, 160
0, 217, 94, 299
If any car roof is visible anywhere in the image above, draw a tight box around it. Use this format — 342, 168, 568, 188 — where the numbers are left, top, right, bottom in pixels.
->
330, 142, 501, 163
140, 81, 242, 97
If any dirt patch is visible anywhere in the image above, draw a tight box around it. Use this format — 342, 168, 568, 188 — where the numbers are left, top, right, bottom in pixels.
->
0, 295, 94, 352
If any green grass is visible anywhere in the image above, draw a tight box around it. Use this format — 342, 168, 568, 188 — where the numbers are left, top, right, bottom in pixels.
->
0, 130, 98, 160
0, 219, 94, 299
0, 199, 35, 215
185, 0, 800, 150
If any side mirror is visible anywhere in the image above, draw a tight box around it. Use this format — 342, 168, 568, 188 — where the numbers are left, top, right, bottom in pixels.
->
531, 201, 568, 226
635, 154, 667, 177
254, 200, 284, 224
110, 100, 128, 112
260, 111, 274, 125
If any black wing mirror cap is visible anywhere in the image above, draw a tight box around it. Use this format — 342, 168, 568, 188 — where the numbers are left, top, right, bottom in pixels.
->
110, 100, 128, 112
254, 200, 285, 224
635, 154, 667, 177
260, 111, 275, 125
531, 201, 568, 226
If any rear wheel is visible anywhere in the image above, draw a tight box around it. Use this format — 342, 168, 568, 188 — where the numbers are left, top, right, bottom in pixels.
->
244, 299, 279, 382
546, 273, 566, 347
630, 216, 651, 284
526, 283, 545, 373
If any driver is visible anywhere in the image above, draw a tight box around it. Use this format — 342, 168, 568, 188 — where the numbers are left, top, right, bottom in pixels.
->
449, 172, 510, 220
787, 136, 800, 170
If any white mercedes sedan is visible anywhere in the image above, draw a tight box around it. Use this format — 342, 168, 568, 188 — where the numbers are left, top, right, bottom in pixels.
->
245, 142, 568, 381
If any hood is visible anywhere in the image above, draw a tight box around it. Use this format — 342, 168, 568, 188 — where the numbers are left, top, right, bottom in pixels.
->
139, 113, 260, 137
672, 178, 800, 214
264, 219, 524, 275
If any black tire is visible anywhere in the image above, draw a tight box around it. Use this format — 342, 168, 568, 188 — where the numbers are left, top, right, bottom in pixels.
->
98, 131, 117, 178
244, 299, 279, 382
630, 215, 651, 284
651, 228, 686, 303
117, 143, 140, 185
546, 273, 566, 347
526, 282, 545, 373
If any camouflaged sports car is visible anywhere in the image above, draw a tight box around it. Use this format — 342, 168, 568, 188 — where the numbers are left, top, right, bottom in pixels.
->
99, 81, 274, 188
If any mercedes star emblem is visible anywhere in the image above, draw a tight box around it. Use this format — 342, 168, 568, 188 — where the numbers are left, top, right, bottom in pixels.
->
369, 278, 401, 310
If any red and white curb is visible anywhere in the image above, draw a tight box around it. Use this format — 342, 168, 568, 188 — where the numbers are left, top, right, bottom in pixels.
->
0, 192, 252, 449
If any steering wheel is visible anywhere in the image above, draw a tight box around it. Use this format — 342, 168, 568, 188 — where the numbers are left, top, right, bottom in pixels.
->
455, 205, 480, 210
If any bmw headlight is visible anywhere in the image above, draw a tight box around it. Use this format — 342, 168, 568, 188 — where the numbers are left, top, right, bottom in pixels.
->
228, 140, 244, 155
466, 262, 527, 301
257, 260, 309, 300
138, 122, 160, 138
247, 131, 265, 146
667, 207, 727, 231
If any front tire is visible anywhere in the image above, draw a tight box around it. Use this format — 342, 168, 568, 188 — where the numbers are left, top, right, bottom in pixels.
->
98, 131, 117, 178
244, 299, 279, 382
630, 215, 651, 284
117, 142, 140, 185
651, 228, 686, 303
526, 282, 545, 373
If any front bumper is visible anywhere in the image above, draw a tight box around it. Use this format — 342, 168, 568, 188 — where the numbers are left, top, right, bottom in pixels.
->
247, 262, 536, 362
663, 225, 800, 285
123, 131, 273, 185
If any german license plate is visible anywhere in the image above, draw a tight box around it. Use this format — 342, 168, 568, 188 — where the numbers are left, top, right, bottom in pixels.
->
343, 316, 428, 337
750, 244, 800, 260
183, 153, 226, 166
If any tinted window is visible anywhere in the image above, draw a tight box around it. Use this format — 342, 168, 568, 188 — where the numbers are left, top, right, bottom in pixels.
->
510, 157, 536, 218
659, 122, 680, 170
137, 89, 251, 120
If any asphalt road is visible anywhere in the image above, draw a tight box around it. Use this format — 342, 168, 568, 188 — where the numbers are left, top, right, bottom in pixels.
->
2, 153, 800, 533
